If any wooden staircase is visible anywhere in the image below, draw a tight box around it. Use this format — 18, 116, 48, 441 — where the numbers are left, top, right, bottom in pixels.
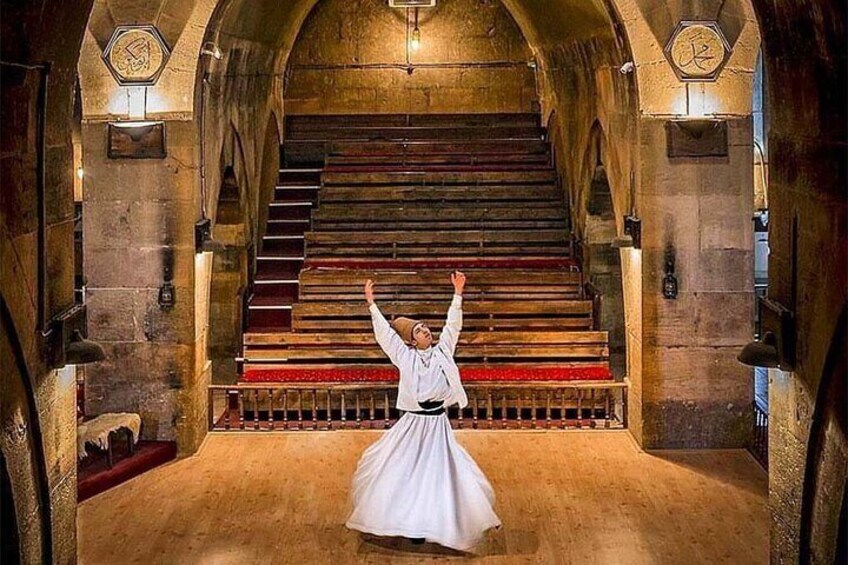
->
213, 114, 626, 431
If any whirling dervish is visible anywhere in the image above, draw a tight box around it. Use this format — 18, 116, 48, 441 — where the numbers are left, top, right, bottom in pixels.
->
345, 271, 501, 552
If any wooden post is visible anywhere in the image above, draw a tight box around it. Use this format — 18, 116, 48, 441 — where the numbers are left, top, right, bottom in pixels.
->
341, 392, 347, 428
530, 390, 537, 429
384, 391, 390, 429
487, 390, 494, 429
545, 391, 552, 429
312, 389, 318, 430
355, 392, 362, 429
253, 389, 260, 430
327, 390, 333, 430
516, 392, 523, 428
282, 391, 288, 430
560, 389, 567, 429
297, 391, 304, 430
238, 390, 245, 430
576, 389, 583, 429
268, 389, 275, 431
207, 388, 215, 431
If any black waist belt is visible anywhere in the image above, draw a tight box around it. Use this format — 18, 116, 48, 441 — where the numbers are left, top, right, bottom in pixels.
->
412, 399, 445, 415
411, 407, 445, 416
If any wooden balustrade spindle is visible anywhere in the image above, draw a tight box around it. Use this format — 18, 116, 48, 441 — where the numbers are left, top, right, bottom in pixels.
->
487, 391, 494, 429
253, 389, 260, 430
238, 390, 245, 430
327, 390, 333, 430
384, 391, 390, 429
560, 389, 567, 429
545, 391, 552, 429
225, 390, 232, 431
604, 390, 611, 429
340, 392, 347, 427
298, 391, 304, 430
576, 389, 583, 429
355, 392, 362, 429
472, 394, 479, 429
369, 393, 375, 427
501, 393, 508, 429
312, 389, 318, 429
282, 391, 288, 430
268, 389, 275, 431
516, 392, 523, 428
530, 390, 537, 429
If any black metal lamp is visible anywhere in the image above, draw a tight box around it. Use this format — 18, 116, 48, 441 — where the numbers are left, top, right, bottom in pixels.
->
65, 330, 106, 364
738, 331, 780, 368
662, 252, 678, 299
738, 297, 795, 370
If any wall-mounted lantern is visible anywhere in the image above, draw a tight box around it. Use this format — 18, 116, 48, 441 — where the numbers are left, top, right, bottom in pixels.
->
159, 251, 176, 309
663, 254, 679, 299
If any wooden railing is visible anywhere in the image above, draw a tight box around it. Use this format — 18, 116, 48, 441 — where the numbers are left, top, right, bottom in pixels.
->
208, 381, 627, 432
750, 401, 769, 469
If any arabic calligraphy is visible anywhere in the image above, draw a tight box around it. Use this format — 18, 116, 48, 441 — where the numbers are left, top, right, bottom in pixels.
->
669, 24, 726, 78
104, 27, 169, 85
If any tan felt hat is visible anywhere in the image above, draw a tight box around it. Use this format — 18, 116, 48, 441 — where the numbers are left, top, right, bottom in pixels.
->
390, 317, 423, 344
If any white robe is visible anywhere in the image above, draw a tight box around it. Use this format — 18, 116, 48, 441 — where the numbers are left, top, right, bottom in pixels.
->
345, 295, 501, 551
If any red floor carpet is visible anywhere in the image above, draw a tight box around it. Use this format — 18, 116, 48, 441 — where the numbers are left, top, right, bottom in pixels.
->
78, 441, 177, 502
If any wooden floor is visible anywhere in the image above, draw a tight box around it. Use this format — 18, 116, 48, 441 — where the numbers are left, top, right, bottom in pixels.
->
77, 431, 768, 565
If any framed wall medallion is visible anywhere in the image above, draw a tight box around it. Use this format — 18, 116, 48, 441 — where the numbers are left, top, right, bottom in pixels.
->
102, 25, 171, 86
664, 21, 731, 82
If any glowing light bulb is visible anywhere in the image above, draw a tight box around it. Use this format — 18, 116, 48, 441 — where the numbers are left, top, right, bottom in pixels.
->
410, 28, 421, 51
76, 166, 84, 180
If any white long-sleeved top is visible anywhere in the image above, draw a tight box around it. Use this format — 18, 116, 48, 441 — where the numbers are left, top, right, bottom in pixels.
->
369, 294, 469, 412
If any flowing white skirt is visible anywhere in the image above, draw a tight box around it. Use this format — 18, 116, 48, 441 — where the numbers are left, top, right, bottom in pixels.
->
346, 412, 501, 551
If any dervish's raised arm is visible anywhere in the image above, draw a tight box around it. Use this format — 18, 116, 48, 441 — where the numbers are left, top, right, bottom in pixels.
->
365, 279, 409, 367
439, 271, 465, 356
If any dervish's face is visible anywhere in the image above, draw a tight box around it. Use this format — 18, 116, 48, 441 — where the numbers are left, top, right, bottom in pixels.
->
412, 323, 433, 350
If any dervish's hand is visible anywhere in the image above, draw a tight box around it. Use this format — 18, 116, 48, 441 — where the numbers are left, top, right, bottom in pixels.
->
364, 279, 375, 305
451, 271, 466, 295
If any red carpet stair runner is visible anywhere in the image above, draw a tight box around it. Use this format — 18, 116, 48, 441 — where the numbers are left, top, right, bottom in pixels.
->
210, 113, 627, 431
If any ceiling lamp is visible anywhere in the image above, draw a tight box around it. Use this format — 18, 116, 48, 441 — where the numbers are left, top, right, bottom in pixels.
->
410, 10, 421, 51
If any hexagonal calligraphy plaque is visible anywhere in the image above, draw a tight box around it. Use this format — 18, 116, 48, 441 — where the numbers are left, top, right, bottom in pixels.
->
102, 25, 171, 86
664, 21, 731, 82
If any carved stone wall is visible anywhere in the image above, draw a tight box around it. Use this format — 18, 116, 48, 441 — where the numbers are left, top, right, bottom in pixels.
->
285, 0, 536, 114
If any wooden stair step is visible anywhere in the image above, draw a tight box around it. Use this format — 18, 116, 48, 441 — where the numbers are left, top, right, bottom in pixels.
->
243, 345, 608, 361
305, 230, 568, 245
286, 113, 541, 130
284, 125, 544, 142
321, 170, 556, 185
328, 139, 549, 155
318, 185, 561, 203
293, 300, 592, 316
245, 330, 607, 346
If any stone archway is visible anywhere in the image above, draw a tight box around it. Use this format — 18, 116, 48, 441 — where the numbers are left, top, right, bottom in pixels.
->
0, 300, 53, 564
582, 122, 626, 378
799, 307, 848, 564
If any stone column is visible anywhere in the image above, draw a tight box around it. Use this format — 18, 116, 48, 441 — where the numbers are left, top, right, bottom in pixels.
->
634, 117, 755, 448
83, 119, 209, 455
